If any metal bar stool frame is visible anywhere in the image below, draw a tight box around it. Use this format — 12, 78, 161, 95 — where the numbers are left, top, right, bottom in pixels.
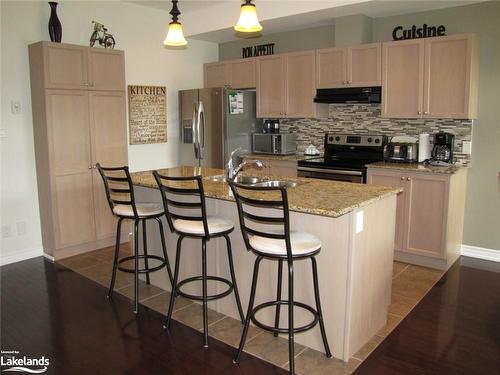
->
153, 171, 245, 347
96, 163, 173, 314
229, 181, 332, 375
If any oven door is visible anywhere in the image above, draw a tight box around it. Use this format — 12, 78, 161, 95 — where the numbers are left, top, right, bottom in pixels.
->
297, 166, 365, 183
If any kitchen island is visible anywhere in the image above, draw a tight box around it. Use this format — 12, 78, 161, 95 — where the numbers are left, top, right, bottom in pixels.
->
131, 167, 400, 361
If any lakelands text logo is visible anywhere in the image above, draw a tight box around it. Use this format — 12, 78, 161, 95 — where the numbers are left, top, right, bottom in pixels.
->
1, 350, 49, 373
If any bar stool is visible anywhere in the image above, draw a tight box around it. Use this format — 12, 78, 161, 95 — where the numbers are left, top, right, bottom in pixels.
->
96, 164, 173, 314
153, 171, 245, 347
229, 181, 332, 375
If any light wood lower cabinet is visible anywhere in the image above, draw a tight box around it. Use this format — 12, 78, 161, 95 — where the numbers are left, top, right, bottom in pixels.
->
29, 42, 128, 259
367, 168, 467, 270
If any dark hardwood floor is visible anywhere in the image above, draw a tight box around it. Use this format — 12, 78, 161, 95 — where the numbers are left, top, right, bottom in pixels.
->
354, 256, 500, 375
1, 257, 288, 375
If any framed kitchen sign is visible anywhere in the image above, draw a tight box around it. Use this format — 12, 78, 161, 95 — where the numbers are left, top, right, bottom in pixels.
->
128, 85, 167, 144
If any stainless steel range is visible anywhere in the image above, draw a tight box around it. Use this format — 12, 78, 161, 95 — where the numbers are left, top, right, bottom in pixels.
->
297, 133, 387, 183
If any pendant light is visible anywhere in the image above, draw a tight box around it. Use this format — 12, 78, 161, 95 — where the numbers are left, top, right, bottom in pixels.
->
234, 0, 263, 33
164, 0, 187, 46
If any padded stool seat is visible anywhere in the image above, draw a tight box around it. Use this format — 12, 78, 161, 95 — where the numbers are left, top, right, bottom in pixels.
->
113, 203, 163, 217
173, 216, 234, 235
249, 231, 321, 256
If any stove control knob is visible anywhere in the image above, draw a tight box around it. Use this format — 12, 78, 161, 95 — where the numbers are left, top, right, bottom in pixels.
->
328, 136, 334, 142
374, 138, 380, 144
367, 137, 373, 143
335, 136, 341, 141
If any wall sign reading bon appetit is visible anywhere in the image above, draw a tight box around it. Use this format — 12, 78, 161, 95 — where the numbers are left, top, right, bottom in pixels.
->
392, 24, 446, 41
128, 85, 167, 145
242, 43, 275, 58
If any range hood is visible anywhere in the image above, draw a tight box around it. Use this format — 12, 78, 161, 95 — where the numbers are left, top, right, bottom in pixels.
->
314, 86, 381, 104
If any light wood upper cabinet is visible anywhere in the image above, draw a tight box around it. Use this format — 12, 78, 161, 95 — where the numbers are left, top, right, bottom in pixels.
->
43, 43, 89, 89
228, 58, 256, 89
348, 43, 382, 87
256, 55, 285, 118
367, 168, 467, 269
204, 62, 229, 88
284, 51, 316, 118
316, 43, 381, 88
316, 47, 347, 88
88, 48, 125, 91
382, 39, 425, 118
382, 34, 478, 119
423, 34, 478, 119
35, 41, 125, 91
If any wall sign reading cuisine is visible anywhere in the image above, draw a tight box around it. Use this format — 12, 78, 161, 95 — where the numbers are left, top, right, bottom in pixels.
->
128, 85, 167, 144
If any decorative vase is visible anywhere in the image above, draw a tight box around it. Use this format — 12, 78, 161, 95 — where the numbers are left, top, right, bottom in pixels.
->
48, 2, 62, 43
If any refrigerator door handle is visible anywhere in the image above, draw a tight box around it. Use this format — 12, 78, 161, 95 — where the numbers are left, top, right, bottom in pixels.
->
198, 101, 205, 160
192, 103, 200, 159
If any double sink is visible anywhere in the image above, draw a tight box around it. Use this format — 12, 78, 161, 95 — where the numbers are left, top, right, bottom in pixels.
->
205, 174, 300, 189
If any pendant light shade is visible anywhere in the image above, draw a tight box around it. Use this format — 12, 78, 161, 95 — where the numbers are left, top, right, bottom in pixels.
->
164, 0, 187, 46
234, 0, 263, 33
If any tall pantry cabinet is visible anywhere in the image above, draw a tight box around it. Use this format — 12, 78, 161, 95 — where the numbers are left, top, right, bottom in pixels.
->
29, 42, 128, 260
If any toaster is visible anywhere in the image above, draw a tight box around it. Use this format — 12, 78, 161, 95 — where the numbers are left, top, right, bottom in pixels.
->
384, 142, 418, 163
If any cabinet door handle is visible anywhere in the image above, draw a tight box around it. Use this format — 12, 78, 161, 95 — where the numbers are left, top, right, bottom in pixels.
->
88, 165, 92, 169
424, 111, 429, 115
418, 111, 422, 115
407, 177, 411, 181
400, 177, 405, 180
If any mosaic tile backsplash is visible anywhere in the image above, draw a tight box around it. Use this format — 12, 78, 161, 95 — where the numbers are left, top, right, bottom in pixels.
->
279, 104, 473, 165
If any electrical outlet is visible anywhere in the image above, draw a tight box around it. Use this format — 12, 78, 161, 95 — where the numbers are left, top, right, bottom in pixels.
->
2, 225, 12, 238
462, 141, 472, 155
11, 100, 21, 115
16, 221, 27, 236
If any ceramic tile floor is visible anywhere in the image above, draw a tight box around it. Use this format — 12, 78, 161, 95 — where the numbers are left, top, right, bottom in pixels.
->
56, 243, 444, 374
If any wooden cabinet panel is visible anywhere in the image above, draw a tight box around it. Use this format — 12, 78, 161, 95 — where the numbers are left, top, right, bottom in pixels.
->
366, 172, 406, 251
88, 49, 125, 91
316, 47, 347, 88
284, 51, 315, 118
256, 55, 285, 118
348, 43, 381, 87
204, 62, 229, 88
382, 39, 424, 118
54, 172, 96, 248
46, 90, 92, 174
229, 58, 256, 89
405, 174, 448, 257
423, 34, 475, 119
44, 43, 88, 89
89, 91, 128, 240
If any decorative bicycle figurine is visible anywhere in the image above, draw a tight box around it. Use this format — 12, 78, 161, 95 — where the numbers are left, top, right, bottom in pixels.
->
90, 21, 115, 49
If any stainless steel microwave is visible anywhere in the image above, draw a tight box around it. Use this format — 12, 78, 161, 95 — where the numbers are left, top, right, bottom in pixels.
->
252, 133, 297, 155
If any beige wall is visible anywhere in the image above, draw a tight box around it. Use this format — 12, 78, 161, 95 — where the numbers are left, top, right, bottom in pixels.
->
219, 24, 335, 61
371, 1, 500, 251
0, 1, 218, 264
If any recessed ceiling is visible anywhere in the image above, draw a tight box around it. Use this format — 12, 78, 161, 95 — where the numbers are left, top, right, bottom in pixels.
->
129, 0, 487, 43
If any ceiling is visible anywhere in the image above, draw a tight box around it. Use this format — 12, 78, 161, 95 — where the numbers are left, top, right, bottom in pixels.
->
129, 0, 486, 43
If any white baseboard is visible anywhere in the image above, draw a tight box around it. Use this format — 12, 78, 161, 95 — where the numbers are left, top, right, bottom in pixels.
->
461, 244, 500, 262
1, 247, 44, 266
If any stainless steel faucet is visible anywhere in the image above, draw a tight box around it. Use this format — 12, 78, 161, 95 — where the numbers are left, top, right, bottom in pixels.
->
226, 148, 264, 180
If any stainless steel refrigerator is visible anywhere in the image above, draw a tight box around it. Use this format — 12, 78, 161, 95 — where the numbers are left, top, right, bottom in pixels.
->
179, 88, 259, 168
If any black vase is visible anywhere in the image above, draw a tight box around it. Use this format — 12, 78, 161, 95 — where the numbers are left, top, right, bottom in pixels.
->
48, 2, 62, 43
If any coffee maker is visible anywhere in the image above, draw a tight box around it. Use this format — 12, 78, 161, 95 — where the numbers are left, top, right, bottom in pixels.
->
430, 132, 454, 165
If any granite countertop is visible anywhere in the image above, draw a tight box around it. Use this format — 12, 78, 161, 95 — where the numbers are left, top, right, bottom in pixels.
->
366, 162, 465, 174
243, 153, 321, 162
131, 166, 401, 218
